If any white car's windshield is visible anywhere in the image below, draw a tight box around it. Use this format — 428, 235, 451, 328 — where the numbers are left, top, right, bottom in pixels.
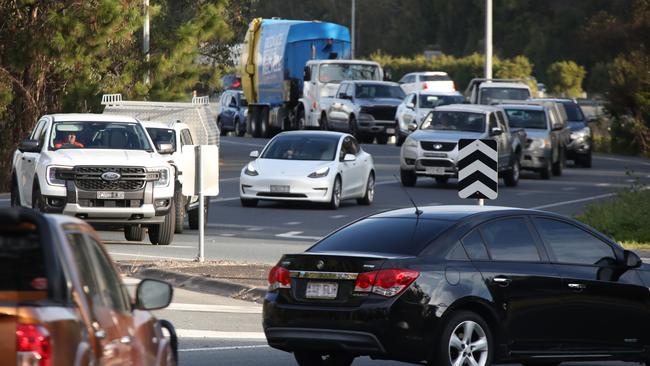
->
421, 111, 486, 133
50, 121, 153, 151
262, 135, 339, 161
318, 64, 381, 83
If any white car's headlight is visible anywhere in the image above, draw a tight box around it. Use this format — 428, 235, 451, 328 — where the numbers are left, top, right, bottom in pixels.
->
571, 127, 591, 140
530, 139, 550, 149
46, 166, 72, 186
308, 167, 330, 178
404, 138, 418, 148
148, 167, 171, 187
244, 162, 258, 176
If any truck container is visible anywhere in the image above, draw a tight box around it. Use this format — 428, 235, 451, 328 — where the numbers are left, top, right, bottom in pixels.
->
241, 18, 352, 137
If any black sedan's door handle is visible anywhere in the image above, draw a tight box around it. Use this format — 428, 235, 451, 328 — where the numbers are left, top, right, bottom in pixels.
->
568, 283, 586, 291
493, 276, 511, 286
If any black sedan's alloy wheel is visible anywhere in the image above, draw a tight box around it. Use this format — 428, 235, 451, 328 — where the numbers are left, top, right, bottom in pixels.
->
433, 311, 493, 366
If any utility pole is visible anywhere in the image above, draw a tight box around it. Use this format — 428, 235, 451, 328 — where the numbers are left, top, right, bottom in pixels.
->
484, 0, 493, 79
143, 0, 150, 85
351, 0, 356, 58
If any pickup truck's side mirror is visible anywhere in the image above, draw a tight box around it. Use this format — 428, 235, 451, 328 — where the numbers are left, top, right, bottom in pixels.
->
249, 150, 259, 158
303, 66, 311, 82
406, 102, 415, 110
407, 123, 418, 132
552, 122, 564, 131
157, 143, 174, 154
135, 279, 173, 311
623, 250, 642, 269
341, 94, 353, 100
490, 127, 503, 136
18, 139, 40, 153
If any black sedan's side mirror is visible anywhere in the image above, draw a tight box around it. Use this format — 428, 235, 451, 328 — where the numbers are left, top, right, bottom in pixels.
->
18, 139, 40, 153
623, 250, 642, 269
135, 279, 173, 310
490, 127, 503, 136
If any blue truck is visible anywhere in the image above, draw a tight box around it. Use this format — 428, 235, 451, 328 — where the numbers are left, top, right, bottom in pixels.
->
240, 18, 383, 137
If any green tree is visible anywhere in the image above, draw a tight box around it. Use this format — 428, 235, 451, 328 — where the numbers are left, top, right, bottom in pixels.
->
546, 61, 586, 97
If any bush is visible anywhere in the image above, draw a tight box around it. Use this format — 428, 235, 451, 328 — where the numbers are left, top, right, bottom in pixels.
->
546, 60, 586, 98
576, 185, 650, 245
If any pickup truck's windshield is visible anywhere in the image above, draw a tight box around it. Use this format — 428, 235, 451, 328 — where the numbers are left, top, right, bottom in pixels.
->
262, 134, 339, 161
319, 64, 381, 83
50, 122, 153, 151
480, 87, 531, 104
419, 94, 465, 108
355, 84, 405, 99
146, 127, 177, 151
504, 109, 548, 129
421, 111, 486, 133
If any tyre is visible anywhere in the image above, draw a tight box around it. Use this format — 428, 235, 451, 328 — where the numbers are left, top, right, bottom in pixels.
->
188, 197, 209, 230
400, 168, 417, 187
540, 161, 552, 180
235, 119, 245, 137
580, 151, 592, 168
357, 173, 375, 205
10, 176, 20, 207
32, 184, 45, 212
174, 189, 185, 234
431, 311, 493, 366
294, 351, 355, 366
124, 225, 145, 241
260, 108, 270, 138
503, 158, 520, 187
552, 149, 563, 176
320, 114, 329, 130
348, 116, 359, 139
240, 198, 258, 207
376, 134, 389, 145
297, 109, 306, 130
250, 112, 260, 137
435, 176, 449, 185
217, 118, 226, 136
329, 176, 342, 210
395, 121, 406, 147
149, 202, 175, 245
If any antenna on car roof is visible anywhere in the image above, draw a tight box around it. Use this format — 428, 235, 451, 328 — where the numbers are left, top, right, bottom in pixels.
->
393, 174, 422, 216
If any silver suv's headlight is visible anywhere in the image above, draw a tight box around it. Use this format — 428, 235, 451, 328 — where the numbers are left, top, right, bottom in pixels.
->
571, 127, 591, 140
530, 139, 550, 149
148, 167, 170, 187
46, 166, 72, 186
404, 138, 418, 148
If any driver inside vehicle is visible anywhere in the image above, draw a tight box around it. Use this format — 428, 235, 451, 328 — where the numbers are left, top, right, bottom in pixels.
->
54, 131, 84, 148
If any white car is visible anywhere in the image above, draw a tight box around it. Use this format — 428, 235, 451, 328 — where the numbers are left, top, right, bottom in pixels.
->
394, 91, 466, 146
398, 71, 456, 94
11, 113, 176, 245
239, 131, 375, 209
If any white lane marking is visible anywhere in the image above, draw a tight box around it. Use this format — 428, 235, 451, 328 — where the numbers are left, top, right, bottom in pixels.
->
246, 227, 265, 231
176, 329, 266, 340
167, 303, 262, 314
0, 198, 9, 202
561, 187, 577, 191
596, 155, 650, 166
220, 139, 266, 148
285, 221, 301, 226
330, 215, 347, 219
626, 179, 637, 183
165, 245, 194, 249
109, 252, 193, 261
596, 183, 611, 187
530, 193, 617, 210
220, 177, 240, 182
180, 345, 268, 353
424, 202, 440, 206
376, 180, 396, 186
275, 231, 322, 241
210, 197, 240, 203
220, 233, 236, 237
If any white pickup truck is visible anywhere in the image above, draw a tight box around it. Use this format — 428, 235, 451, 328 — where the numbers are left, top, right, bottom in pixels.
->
10, 113, 177, 245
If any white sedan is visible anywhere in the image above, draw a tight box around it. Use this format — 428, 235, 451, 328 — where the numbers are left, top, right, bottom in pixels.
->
239, 131, 375, 209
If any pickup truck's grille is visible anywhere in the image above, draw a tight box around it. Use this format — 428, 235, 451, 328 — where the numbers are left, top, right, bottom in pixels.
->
418, 159, 455, 168
364, 106, 397, 121
73, 166, 146, 191
420, 141, 457, 152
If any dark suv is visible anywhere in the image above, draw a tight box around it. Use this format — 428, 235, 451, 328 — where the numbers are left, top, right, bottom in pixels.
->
263, 205, 649, 366
217, 90, 247, 137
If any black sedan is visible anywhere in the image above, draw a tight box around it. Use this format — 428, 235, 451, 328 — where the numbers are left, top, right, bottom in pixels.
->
263, 205, 649, 366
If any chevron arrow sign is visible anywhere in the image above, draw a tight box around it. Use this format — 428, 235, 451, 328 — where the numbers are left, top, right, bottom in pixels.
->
458, 139, 498, 200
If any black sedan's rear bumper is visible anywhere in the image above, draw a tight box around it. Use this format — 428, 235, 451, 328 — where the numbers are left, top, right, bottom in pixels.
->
265, 327, 386, 354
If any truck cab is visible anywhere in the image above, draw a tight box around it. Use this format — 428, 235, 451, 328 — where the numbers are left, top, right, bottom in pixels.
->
465, 78, 532, 105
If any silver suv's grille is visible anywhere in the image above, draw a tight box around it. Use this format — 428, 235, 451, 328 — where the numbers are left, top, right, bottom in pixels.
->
420, 141, 457, 151
73, 166, 146, 191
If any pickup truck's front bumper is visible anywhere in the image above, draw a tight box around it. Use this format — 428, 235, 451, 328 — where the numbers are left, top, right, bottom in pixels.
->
522, 146, 552, 170
357, 114, 395, 135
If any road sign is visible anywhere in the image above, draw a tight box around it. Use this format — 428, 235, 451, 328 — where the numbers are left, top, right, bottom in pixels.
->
458, 139, 498, 201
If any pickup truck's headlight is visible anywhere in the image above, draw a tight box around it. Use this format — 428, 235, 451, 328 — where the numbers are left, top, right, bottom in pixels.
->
530, 139, 550, 149
46, 166, 72, 186
570, 127, 591, 140
244, 162, 258, 176
404, 138, 418, 148
148, 167, 170, 187
308, 167, 329, 178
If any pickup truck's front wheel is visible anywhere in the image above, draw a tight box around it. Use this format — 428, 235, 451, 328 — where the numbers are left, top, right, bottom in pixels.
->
124, 225, 145, 241
174, 190, 185, 234
188, 197, 209, 229
503, 158, 520, 187
400, 169, 417, 187
149, 202, 175, 245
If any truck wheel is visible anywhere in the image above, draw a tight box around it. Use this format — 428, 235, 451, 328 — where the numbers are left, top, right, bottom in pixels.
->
10, 175, 20, 207
540, 161, 552, 180
400, 169, 417, 187
349, 116, 359, 138
260, 108, 270, 138
124, 225, 145, 241
504, 158, 520, 187
32, 184, 45, 212
320, 114, 329, 130
217, 118, 226, 136
249, 107, 260, 137
297, 109, 306, 130
174, 190, 185, 234
395, 121, 405, 147
149, 202, 175, 245
376, 135, 389, 145
552, 150, 563, 176
188, 197, 209, 230
580, 151, 592, 168
235, 119, 245, 137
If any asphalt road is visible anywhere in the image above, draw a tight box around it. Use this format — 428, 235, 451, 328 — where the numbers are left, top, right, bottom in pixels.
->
95, 135, 650, 264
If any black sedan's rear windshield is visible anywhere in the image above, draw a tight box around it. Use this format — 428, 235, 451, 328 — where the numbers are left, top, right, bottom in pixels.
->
309, 217, 453, 256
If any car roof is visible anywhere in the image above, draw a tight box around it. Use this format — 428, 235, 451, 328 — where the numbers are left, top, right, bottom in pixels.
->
433, 104, 501, 113
48, 113, 140, 123
407, 71, 449, 76
141, 120, 190, 130
416, 91, 463, 96
499, 103, 545, 111
370, 205, 532, 221
344, 80, 400, 87
274, 130, 350, 139
479, 82, 530, 89
308, 59, 379, 66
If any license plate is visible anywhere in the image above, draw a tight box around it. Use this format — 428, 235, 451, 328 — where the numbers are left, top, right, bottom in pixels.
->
386, 128, 396, 135
97, 191, 125, 199
305, 282, 338, 299
270, 185, 290, 193
425, 167, 446, 175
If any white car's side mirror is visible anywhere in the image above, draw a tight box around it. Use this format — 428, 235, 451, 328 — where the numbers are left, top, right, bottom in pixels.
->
343, 154, 356, 162
249, 150, 259, 158
406, 102, 415, 110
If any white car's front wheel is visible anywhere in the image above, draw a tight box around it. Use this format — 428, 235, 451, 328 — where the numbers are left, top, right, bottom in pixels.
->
328, 176, 342, 210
